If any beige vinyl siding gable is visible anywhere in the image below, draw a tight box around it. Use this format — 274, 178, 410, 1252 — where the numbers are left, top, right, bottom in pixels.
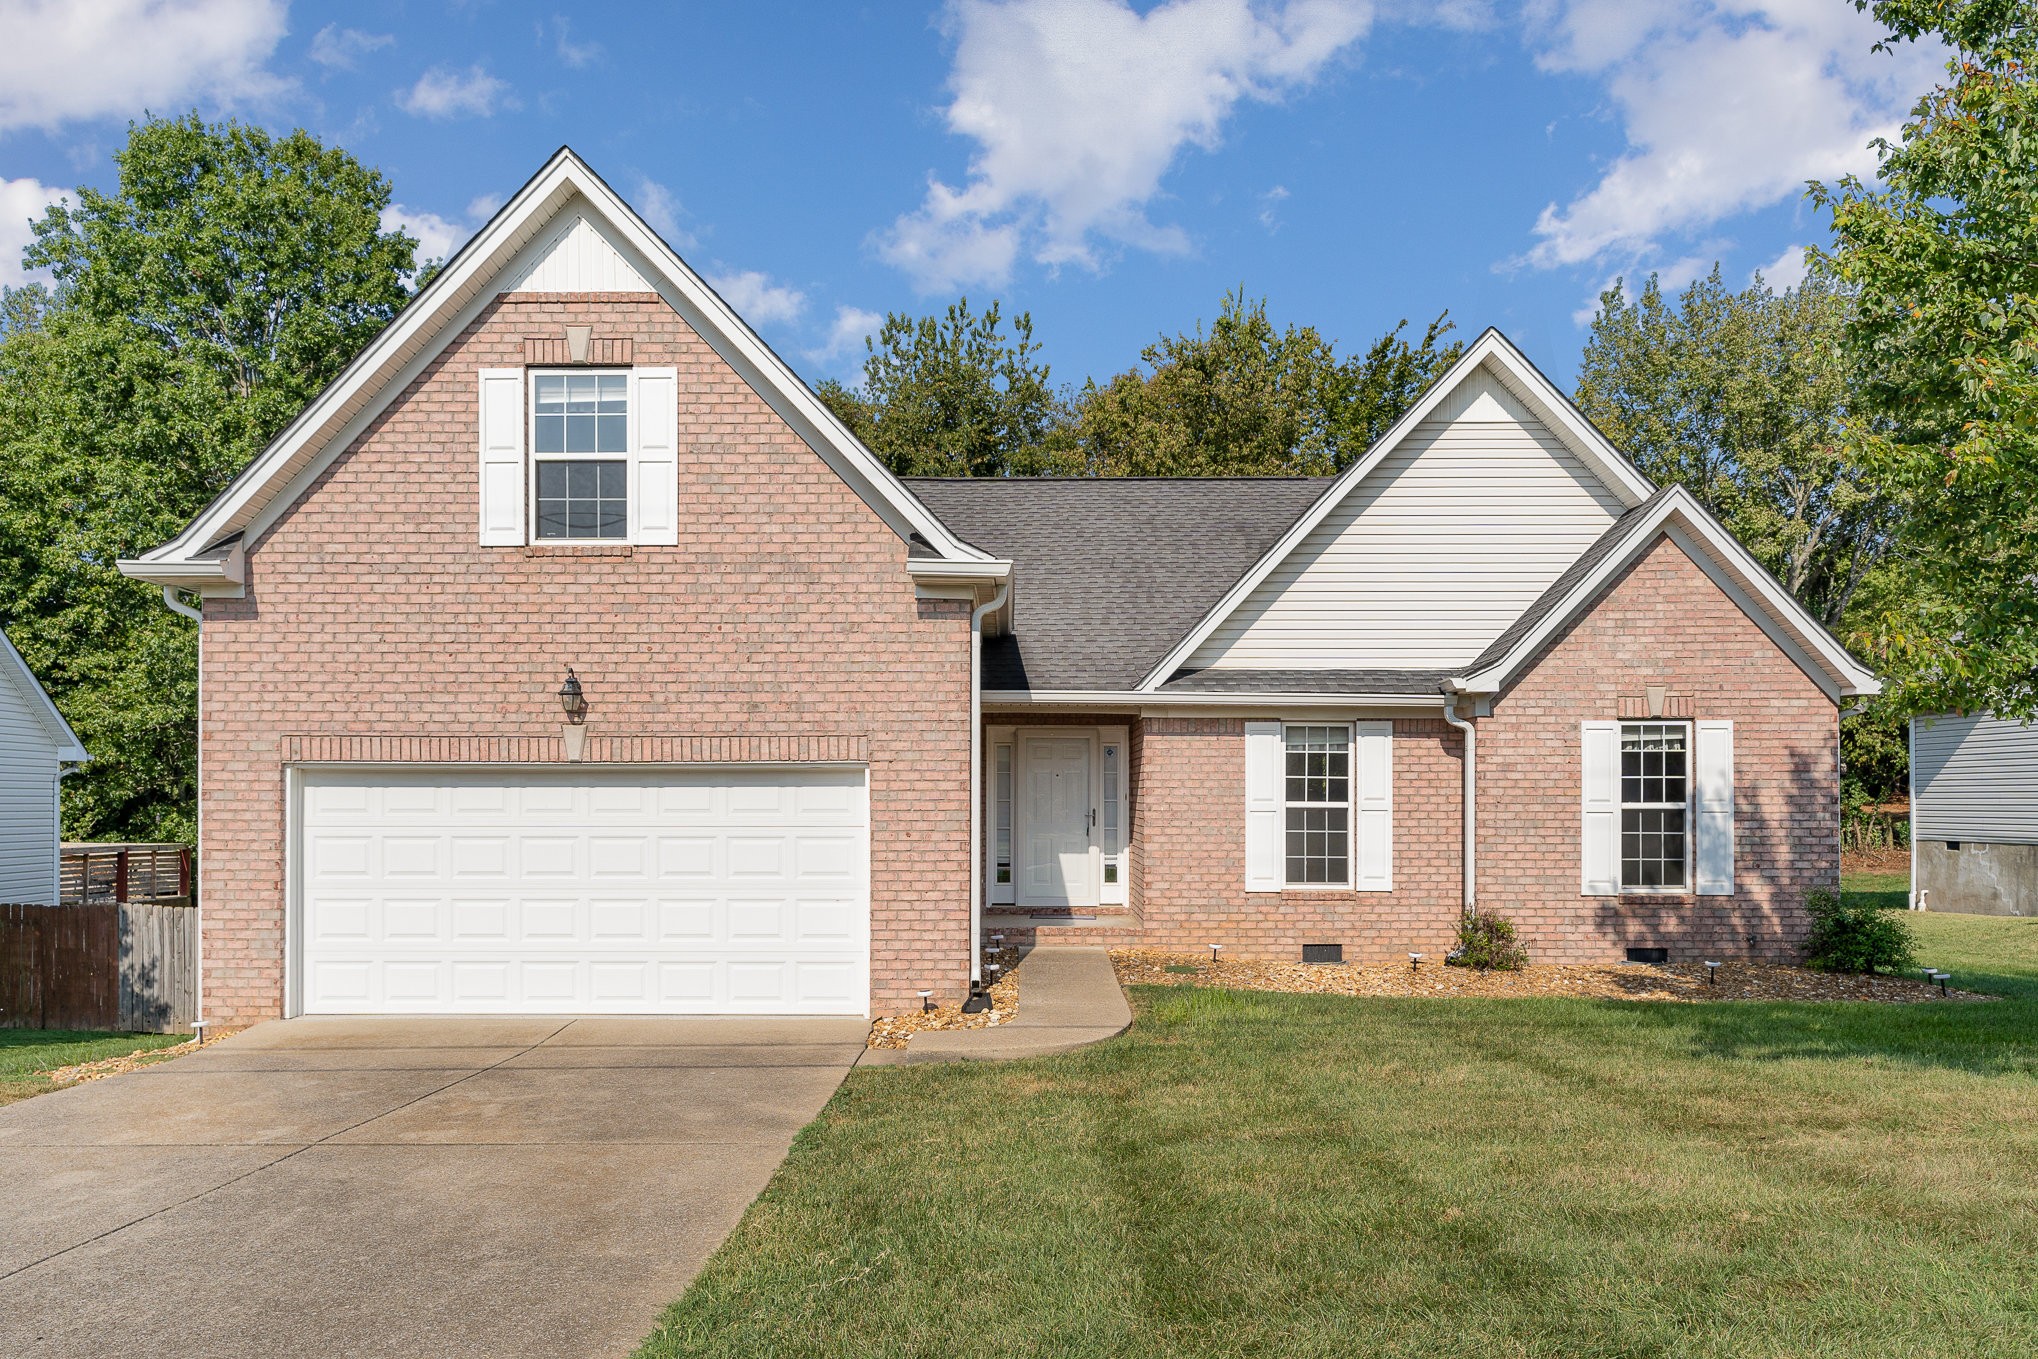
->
1913, 713, 2038, 845
0, 675, 62, 904
1188, 369, 1629, 671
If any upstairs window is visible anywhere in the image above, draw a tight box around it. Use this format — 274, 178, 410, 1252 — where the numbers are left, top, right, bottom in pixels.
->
532, 371, 628, 540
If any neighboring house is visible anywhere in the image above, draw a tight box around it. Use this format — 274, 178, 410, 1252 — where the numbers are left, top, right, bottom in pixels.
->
1910, 714, 2037, 916
117, 149, 1880, 1026
0, 628, 89, 905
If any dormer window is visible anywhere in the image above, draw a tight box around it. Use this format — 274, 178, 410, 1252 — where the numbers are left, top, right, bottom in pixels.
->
533, 372, 628, 541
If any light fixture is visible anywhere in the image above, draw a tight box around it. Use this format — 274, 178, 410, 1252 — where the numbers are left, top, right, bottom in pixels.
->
1209, 943, 1223, 965
558, 667, 588, 725
918, 989, 933, 1013
1705, 960, 1721, 986
1409, 952, 1424, 970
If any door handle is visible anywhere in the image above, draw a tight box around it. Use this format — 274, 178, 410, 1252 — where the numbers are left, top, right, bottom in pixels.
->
1089, 808, 1098, 830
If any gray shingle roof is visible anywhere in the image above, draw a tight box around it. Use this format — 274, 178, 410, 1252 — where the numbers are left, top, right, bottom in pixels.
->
1158, 668, 1452, 696
903, 477, 1331, 691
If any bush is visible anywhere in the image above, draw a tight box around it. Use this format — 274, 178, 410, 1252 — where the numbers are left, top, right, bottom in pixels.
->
1802, 889, 1917, 974
1449, 912, 1530, 971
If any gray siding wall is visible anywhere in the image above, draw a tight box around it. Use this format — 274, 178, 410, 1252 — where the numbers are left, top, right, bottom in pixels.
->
0, 686, 61, 904
1912, 713, 2038, 844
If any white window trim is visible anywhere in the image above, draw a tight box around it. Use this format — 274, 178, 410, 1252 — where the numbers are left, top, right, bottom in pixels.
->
1282, 722, 1355, 890
1618, 719, 1693, 895
528, 367, 633, 545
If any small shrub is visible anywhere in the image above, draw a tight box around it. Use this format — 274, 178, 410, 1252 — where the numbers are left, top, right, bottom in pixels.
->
1448, 912, 1530, 971
1802, 889, 1917, 974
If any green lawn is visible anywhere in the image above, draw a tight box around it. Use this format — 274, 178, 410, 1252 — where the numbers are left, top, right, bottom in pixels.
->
639, 912, 2038, 1359
1842, 867, 1911, 912
0, 1029, 189, 1107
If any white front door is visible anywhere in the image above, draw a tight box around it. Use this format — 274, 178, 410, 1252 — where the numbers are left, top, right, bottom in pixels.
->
1019, 735, 1093, 907
294, 766, 870, 1016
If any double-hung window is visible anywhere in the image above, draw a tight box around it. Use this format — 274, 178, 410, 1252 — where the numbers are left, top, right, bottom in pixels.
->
1284, 724, 1350, 886
1620, 721, 1688, 890
532, 371, 628, 541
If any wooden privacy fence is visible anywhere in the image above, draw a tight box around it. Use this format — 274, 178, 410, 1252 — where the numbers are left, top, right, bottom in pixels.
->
60, 842, 192, 907
0, 901, 197, 1033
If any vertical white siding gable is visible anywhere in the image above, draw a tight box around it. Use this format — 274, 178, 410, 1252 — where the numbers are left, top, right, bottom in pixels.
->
1188, 367, 1629, 671
504, 213, 654, 294
0, 675, 62, 904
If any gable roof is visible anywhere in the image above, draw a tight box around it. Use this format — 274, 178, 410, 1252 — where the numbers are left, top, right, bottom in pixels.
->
1449, 484, 1880, 699
1132, 329, 1657, 690
120, 148, 991, 591
904, 477, 1328, 691
0, 628, 88, 763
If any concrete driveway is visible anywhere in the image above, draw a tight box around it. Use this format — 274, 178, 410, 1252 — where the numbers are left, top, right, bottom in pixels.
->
0, 1015, 867, 1359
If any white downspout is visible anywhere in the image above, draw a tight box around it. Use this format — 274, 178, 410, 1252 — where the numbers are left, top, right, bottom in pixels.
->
1442, 695, 1476, 916
162, 585, 204, 1032
968, 582, 1009, 993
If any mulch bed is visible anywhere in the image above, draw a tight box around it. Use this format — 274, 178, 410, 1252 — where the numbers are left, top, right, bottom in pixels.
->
44, 1030, 237, 1088
867, 945, 1023, 1049
1843, 848, 1911, 876
1111, 950, 1988, 1004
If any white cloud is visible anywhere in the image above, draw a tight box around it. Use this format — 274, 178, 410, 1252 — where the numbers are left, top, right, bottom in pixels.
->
1756, 242, 1809, 290
0, 0, 289, 134
630, 175, 692, 247
709, 269, 806, 326
380, 204, 467, 263
0, 177, 67, 289
1570, 252, 1711, 325
550, 16, 602, 68
1522, 0, 1944, 269
880, 0, 1373, 292
466, 192, 505, 222
309, 24, 393, 71
1257, 184, 1289, 231
397, 65, 515, 119
807, 305, 884, 366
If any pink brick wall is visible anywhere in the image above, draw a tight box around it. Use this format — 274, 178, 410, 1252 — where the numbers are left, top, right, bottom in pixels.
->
199, 292, 973, 1024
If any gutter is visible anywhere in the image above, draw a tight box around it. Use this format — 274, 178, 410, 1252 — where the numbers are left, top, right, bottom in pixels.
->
969, 582, 1010, 996
985, 689, 1450, 709
1440, 694, 1477, 916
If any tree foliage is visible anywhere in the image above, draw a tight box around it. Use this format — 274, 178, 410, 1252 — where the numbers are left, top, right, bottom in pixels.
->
0, 115, 422, 841
1813, 0, 2038, 719
816, 298, 1076, 476
1576, 267, 1896, 629
1075, 291, 1460, 475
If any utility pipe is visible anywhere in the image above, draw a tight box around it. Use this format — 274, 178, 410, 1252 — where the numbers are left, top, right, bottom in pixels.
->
1442, 696, 1476, 916
968, 582, 1010, 991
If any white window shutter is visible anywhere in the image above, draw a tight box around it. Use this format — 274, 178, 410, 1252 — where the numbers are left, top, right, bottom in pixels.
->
1353, 720, 1393, 891
631, 366, 679, 546
1244, 721, 1283, 892
1694, 719, 1735, 895
477, 368, 525, 546
1581, 721, 1620, 895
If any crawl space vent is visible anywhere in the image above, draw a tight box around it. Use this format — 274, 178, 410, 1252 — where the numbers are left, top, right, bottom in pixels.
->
1626, 947, 1669, 965
1301, 943, 1344, 965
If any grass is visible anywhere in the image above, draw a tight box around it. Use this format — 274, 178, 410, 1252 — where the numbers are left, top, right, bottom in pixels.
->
638, 913, 2038, 1359
1842, 866, 1911, 912
0, 1029, 189, 1107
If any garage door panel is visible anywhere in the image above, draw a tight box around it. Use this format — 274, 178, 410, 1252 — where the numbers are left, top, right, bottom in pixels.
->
299, 768, 869, 1015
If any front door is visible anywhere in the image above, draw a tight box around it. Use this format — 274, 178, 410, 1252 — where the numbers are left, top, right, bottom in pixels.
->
1019, 735, 1094, 907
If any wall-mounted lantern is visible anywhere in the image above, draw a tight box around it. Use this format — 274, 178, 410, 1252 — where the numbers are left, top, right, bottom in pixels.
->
558, 667, 589, 762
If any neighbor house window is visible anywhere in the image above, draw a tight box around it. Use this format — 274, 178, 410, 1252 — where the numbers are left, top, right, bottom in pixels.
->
532, 371, 628, 540
1621, 722, 1689, 889
1284, 724, 1349, 885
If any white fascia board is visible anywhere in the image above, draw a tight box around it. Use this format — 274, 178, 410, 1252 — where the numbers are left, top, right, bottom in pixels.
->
133, 148, 988, 570
1131, 328, 1656, 690
907, 559, 1011, 582
0, 628, 88, 762
117, 538, 246, 595
983, 689, 1449, 710
1449, 487, 1881, 701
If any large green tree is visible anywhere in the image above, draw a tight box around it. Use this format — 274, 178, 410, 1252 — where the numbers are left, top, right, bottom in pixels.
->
1576, 267, 1896, 628
0, 115, 422, 841
1813, 0, 2038, 719
1074, 291, 1460, 476
817, 298, 1076, 476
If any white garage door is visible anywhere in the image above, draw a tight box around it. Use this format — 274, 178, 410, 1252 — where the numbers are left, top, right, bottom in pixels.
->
295, 767, 869, 1015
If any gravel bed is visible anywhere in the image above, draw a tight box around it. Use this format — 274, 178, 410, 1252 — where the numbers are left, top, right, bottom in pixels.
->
867, 946, 1023, 1049
1111, 950, 1989, 1004
44, 1030, 237, 1087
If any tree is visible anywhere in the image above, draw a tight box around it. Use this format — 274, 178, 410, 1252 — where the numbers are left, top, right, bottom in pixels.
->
1576, 267, 1897, 628
816, 298, 1076, 476
1812, 0, 2038, 719
1074, 291, 1460, 475
0, 114, 423, 841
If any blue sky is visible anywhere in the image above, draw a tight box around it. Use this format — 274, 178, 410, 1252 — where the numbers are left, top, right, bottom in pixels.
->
0, 1, 1944, 392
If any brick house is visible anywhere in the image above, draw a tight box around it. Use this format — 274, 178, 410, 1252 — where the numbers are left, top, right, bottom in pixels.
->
120, 149, 1879, 1026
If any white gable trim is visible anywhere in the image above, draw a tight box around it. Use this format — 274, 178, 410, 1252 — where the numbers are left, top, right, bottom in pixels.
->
0, 628, 88, 763
1133, 329, 1655, 690
1448, 486, 1880, 700
504, 213, 653, 293
119, 148, 988, 584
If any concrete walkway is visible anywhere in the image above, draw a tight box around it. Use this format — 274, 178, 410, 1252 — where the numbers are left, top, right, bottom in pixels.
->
0, 1015, 865, 1359
861, 946, 1132, 1065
